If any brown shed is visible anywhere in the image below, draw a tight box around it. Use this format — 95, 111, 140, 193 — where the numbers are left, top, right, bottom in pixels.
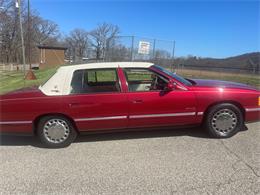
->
38, 46, 67, 69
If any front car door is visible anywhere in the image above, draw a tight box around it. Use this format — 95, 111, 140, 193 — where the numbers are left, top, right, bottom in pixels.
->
123, 67, 198, 128
62, 68, 128, 131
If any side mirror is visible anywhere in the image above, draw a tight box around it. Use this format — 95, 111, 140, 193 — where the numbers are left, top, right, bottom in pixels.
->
164, 82, 184, 91
164, 82, 175, 91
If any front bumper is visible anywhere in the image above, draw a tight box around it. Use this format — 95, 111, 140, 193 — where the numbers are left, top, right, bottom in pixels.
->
245, 107, 260, 123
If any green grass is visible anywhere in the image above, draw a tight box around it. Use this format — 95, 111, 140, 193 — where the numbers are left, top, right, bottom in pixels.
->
0, 66, 259, 95
176, 69, 260, 89
87, 69, 117, 82
0, 67, 58, 94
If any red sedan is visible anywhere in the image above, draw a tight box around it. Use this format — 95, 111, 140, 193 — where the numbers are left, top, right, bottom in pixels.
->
0, 62, 259, 148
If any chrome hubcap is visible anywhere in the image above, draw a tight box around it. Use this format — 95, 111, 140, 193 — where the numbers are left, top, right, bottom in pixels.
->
43, 119, 70, 144
211, 109, 237, 135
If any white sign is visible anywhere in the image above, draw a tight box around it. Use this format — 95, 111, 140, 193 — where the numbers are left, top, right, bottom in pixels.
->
138, 41, 150, 55
15, 0, 19, 8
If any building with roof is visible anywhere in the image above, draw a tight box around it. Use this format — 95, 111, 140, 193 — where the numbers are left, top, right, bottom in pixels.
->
37, 45, 67, 69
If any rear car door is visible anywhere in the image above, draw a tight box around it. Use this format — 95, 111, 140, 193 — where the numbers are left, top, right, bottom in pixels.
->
123, 68, 197, 128
62, 68, 128, 131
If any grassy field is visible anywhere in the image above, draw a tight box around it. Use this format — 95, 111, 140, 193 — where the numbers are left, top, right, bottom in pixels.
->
0, 67, 58, 94
176, 69, 260, 88
0, 67, 259, 94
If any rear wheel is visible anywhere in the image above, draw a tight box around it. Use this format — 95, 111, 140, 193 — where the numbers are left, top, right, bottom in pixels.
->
204, 103, 243, 138
37, 116, 77, 148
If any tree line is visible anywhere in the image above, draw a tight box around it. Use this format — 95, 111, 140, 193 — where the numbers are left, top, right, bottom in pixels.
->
0, 0, 182, 65
0, 0, 123, 64
1, 0, 258, 73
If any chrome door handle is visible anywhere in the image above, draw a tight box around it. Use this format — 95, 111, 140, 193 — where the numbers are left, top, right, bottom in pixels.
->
132, 99, 143, 104
69, 102, 80, 107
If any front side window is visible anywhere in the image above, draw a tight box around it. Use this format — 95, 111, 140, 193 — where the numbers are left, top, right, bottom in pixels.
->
152, 65, 192, 86
70, 69, 120, 94
124, 68, 168, 92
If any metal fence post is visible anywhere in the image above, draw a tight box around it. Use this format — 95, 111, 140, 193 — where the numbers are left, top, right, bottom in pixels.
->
152, 39, 156, 61
171, 41, 175, 72
131, 36, 134, 61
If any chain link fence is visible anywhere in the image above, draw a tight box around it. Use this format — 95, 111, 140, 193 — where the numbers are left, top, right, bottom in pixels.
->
79, 35, 175, 65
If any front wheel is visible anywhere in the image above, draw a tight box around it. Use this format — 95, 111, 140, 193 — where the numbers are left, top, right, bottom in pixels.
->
37, 116, 77, 148
204, 103, 244, 138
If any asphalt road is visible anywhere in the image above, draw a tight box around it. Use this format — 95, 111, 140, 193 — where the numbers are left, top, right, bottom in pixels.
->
0, 122, 259, 195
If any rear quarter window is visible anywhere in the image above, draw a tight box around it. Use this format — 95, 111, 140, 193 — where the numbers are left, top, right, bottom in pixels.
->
70, 69, 120, 94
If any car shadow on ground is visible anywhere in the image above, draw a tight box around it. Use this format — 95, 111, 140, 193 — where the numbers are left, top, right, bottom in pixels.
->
0, 125, 248, 148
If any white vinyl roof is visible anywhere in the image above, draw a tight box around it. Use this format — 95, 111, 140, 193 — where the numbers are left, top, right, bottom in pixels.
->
59, 62, 154, 71
39, 62, 154, 96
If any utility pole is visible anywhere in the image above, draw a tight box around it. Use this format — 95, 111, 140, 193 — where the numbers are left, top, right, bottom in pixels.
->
16, 0, 26, 77
25, 0, 36, 80
27, 0, 31, 68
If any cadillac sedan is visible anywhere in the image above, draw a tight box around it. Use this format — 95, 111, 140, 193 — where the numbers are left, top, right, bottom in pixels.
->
0, 62, 259, 148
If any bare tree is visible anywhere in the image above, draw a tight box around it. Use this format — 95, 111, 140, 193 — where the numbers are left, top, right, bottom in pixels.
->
154, 49, 171, 59
248, 58, 258, 74
108, 44, 131, 61
0, 0, 19, 63
31, 15, 59, 45
0, 0, 60, 64
65, 28, 89, 62
89, 23, 119, 60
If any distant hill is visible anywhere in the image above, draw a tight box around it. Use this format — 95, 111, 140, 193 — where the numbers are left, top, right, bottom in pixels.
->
221, 52, 260, 69
173, 52, 260, 73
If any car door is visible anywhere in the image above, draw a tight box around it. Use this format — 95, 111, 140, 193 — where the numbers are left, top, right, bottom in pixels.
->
62, 68, 128, 131
123, 68, 198, 128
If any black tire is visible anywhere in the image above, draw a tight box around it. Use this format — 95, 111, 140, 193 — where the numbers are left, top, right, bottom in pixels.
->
37, 115, 77, 148
204, 103, 244, 138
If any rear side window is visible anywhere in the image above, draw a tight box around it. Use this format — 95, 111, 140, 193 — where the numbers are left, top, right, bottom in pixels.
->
87, 69, 117, 82
70, 69, 120, 94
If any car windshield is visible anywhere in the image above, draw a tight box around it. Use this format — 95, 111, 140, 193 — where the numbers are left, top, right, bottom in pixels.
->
152, 65, 192, 86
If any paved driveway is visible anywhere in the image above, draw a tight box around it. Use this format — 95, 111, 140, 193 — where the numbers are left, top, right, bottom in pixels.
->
0, 122, 259, 195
